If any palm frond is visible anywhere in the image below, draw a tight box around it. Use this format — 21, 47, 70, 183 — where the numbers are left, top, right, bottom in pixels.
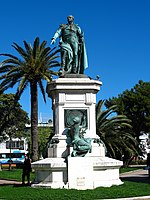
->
33, 37, 40, 59
38, 80, 46, 103
23, 40, 33, 57
39, 40, 47, 51
96, 99, 137, 160
16, 78, 29, 99
18, 75, 29, 93
12, 43, 28, 59
0, 53, 20, 60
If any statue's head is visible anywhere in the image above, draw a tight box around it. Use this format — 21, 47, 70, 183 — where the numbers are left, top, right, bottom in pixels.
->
67, 15, 74, 22
73, 116, 81, 125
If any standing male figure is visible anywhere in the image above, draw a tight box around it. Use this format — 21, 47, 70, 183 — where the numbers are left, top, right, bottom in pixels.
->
22, 153, 32, 186
51, 15, 88, 75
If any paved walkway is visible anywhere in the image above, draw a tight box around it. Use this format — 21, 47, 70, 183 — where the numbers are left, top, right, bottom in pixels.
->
0, 179, 22, 185
120, 169, 150, 184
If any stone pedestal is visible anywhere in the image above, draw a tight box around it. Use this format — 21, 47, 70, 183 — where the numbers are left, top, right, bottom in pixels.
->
46, 77, 103, 158
46, 77, 102, 138
31, 158, 68, 188
68, 157, 94, 190
68, 157, 123, 190
31, 77, 123, 189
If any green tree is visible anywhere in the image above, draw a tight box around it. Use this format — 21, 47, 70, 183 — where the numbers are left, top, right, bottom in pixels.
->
0, 93, 30, 170
105, 80, 150, 147
38, 126, 53, 158
96, 100, 138, 164
0, 93, 29, 141
0, 37, 60, 161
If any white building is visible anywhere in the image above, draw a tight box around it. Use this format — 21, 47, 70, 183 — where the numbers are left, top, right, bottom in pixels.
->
139, 133, 150, 159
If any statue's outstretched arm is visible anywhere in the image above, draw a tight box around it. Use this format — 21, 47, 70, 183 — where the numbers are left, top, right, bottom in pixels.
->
51, 27, 61, 44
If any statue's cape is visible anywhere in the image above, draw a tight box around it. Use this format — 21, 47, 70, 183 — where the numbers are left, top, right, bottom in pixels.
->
60, 42, 73, 60
79, 41, 88, 74
60, 39, 88, 74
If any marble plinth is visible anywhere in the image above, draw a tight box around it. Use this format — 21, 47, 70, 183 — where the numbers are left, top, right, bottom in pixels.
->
31, 156, 123, 189
31, 158, 68, 188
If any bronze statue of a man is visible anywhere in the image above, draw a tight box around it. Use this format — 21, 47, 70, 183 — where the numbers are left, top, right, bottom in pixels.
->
51, 15, 88, 75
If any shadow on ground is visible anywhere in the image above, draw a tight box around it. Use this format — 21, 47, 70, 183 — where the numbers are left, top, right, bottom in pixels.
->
120, 172, 150, 184
0, 183, 28, 187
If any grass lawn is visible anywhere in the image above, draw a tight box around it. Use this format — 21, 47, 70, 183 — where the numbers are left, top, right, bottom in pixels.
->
119, 166, 144, 173
0, 181, 150, 200
0, 168, 35, 182
0, 168, 150, 200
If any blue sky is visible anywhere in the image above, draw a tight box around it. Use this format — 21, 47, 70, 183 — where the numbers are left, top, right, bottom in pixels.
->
0, 0, 150, 122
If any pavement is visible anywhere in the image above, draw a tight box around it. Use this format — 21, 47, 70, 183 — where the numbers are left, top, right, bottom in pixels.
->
0, 169, 150, 199
0, 179, 22, 186
120, 168, 150, 184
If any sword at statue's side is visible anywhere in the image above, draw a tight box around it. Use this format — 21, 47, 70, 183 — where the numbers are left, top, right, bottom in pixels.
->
77, 42, 82, 74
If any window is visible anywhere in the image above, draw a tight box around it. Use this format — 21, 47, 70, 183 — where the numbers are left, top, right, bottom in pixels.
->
6, 140, 24, 150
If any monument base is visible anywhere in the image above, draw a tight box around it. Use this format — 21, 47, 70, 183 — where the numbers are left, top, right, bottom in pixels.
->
31, 158, 68, 189
31, 156, 123, 189
68, 157, 123, 190
31, 76, 123, 189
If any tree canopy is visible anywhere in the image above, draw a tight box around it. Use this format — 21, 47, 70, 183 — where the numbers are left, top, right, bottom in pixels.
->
105, 80, 150, 141
0, 93, 30, 141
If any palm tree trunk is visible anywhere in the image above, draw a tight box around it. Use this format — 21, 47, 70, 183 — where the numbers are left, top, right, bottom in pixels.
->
30, 81, 38, 161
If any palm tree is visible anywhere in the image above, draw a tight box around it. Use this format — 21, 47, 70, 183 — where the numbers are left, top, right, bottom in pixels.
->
0, 37, 60, 161
96, 100, 138, 164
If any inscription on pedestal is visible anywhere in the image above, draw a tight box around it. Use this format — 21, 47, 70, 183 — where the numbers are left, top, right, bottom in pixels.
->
77, 177, 85, 186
